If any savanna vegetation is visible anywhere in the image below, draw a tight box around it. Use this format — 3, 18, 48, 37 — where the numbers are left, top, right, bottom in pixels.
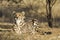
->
0, 0, 60, 40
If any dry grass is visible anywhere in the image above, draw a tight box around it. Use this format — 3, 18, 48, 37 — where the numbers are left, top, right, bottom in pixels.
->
0, 27, 60, 40
0, 22, 60, 40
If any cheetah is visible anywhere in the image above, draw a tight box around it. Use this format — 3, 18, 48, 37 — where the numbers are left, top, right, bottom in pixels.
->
13, 11, 39, 34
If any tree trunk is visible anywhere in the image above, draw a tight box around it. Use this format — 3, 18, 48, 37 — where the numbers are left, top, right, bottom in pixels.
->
46, 0, 53, 28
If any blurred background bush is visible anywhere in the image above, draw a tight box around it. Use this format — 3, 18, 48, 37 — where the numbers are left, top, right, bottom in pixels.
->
0, 0, 60, 27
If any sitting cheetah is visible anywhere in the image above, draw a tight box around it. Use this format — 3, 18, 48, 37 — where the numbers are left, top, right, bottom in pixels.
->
13, 11, 39, 34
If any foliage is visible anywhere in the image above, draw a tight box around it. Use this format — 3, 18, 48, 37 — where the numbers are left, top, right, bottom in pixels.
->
0, 0, 46, 19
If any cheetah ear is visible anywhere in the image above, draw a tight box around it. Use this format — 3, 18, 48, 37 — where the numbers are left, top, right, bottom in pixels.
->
22, 11, 25, 15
